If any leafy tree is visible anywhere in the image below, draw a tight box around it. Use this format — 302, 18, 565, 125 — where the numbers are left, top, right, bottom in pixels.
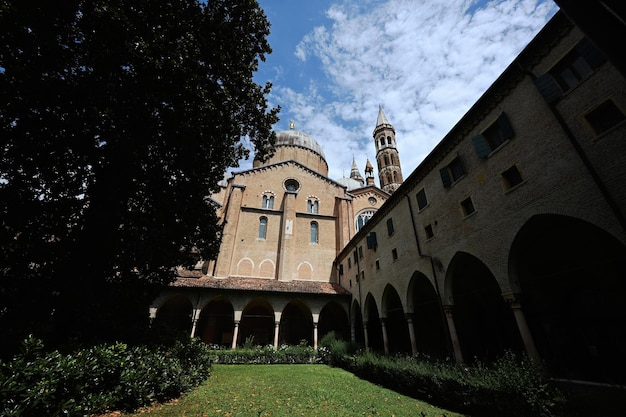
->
0, 0, 278, 352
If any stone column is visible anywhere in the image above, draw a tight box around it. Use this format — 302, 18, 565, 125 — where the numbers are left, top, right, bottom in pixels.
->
313, 323, 319, 350
350, 322, 356, 343
190, 308, 202, 338
273, 322, 280, 349
443, 305, 464, 364
406, 313, 418, 355
503, 292, 540, 361
363, 322, 370, 351
231, 321, 240, 350
380, 318, 389, 354
148, 307, 157, 327
231, 310, 243, 349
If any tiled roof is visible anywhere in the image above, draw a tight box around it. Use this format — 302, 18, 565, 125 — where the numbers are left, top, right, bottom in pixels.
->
171, 275, 351, 296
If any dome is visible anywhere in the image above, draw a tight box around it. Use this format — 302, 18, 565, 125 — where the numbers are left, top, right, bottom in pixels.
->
275, 130, 326, 159
336, 176, 364, 191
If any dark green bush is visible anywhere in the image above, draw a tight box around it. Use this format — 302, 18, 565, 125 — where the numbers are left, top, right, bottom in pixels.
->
0, 336, 213, 416
333, 350, 563, 417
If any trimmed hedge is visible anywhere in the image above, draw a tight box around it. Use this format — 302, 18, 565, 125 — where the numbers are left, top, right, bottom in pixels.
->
0, 336, 213, 417
209, 343, 318, 364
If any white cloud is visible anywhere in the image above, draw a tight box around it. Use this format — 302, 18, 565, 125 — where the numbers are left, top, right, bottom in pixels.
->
256, 0, 557, 184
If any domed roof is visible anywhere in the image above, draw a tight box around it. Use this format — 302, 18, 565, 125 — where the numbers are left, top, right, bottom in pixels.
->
336, 176, 364, 191
275, 129, 326, 159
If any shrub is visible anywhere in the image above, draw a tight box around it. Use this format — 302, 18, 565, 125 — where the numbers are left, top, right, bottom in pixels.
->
0, 336, 213, 416
340, 350, 564, 417
210, 343, 317, 364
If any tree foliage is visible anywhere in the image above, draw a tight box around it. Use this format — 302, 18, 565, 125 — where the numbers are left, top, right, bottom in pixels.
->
0, 0, 279, 351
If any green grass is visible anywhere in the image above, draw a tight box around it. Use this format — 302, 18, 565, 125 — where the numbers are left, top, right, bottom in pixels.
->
122, 364, 466, 417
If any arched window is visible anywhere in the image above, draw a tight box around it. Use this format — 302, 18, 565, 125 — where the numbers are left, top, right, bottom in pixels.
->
391, 154, 396, 164
379, 137, 385, 147
386, 173, 392, 184
259, 217, 268, 239
393, 171, 398, 182
384, 155, 389, 165
262, 195, 274, 209
310, 222, 318, 244
307, 199, 319, 214
387, 136, 392, 145
355, 210, 376, 231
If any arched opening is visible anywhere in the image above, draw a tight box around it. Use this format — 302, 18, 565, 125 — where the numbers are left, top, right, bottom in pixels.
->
511, 214, 626, 384
408, 272, 448, 359
319, 301, 350, 341
382, 284, 411, 353
153, 294, 192, 336
239, 298, 274, 346
447, 252, 523, 363
364, 293, 383, 352
280, 300, 313, 345
196, 296, 234, 347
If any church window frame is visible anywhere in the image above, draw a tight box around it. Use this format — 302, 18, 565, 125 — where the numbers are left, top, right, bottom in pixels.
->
355, 209, 376, 232
387, 136, 392, 145
262, 193, 275, 209
307, 197, 319, 214
310, 221, 319, 244
258, 217, 268, 239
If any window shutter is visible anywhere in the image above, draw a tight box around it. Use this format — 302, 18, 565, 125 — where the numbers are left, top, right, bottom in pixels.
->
472, 135, 490, 158
498, 112, 514, 140
386, 218, 394, 235
439, 167, 452, 188
577, 38, 606, 69
366, 232, 377, 249
534, 74, 562, 103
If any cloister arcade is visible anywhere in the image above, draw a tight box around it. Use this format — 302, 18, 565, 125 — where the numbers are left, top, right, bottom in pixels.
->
150, 292, 351, 349
349, 215, 626, 385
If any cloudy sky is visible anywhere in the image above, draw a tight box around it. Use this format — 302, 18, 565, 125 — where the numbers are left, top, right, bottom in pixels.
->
244, 0, 558, 184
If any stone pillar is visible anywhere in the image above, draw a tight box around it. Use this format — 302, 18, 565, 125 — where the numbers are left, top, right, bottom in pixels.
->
232, 310, 243, 349
503, 293, 540, 361
148, 307, 157, 327
273, 322, 280, 349
443, 305, 464, 364
190, 308, 202, 338
363, 322, 370, 351
406, 313, 418, 355
231, 321, 240, 350
214, 185, 245, 277
350, 322, 356, 343
380, 318, 389, 354
277, 190, 297, 281
313, 323, 319, 350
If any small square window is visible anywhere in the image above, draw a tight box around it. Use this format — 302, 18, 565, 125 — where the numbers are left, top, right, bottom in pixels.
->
348, 258, 351, 269
425, 224, 434, 239
461, 197, 476, 217
501, 165, 524, 190
375, 259, 380, 270
416, 188, 428, 210
361, 271, 365, 281
358, 246, 363, 259
584, 99, 625, 136
391, 248, 398, 260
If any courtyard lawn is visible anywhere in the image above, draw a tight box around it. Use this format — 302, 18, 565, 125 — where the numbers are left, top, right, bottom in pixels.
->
121, 364, 466, 417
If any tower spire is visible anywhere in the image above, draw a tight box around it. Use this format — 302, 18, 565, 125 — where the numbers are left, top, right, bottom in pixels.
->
373, 106, 403, 193
350, 156, 364, 185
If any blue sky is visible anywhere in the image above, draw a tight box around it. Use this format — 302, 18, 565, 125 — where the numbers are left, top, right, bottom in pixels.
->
245, 0, 558, 184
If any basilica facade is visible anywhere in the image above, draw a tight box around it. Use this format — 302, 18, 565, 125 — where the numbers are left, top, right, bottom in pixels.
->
150, 107, 398, 349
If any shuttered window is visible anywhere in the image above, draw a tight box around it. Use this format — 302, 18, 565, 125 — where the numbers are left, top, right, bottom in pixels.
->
472, 113, 515, 158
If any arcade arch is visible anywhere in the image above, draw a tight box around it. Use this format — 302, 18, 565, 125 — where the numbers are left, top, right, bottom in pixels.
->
510, 214, 626, 384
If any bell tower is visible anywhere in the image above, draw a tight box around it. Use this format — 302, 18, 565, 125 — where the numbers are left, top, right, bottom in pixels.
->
373, 105, 403, 193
